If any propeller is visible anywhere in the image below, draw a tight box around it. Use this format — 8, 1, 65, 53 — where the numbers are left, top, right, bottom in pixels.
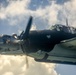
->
20, 16, 33, 68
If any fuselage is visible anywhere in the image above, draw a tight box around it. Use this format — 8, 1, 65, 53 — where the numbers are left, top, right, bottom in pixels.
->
24, 28, 76, 53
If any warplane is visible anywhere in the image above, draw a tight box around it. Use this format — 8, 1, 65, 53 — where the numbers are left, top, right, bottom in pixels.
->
0, 16, 76, 65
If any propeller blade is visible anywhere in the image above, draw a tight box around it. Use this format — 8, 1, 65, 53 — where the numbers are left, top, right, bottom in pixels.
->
21, 44, 29, 68
22, 16, 33, 40
25, 56, 29, 68
19, 31, 24, 39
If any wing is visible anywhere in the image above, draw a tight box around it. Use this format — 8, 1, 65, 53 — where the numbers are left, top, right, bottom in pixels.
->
35, 44, 76, 65
35, 38, 76, 65
60, 37, 76, 50
45, 38, 76, 64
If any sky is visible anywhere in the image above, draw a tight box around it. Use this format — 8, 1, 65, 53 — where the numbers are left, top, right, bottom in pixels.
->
0, 0, 76, 75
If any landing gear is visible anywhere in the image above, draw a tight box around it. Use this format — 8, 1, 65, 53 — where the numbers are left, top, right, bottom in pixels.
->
35, 53, 49, 62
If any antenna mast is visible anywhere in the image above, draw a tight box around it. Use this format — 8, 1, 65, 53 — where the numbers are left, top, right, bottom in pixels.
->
66, 18, 69, 26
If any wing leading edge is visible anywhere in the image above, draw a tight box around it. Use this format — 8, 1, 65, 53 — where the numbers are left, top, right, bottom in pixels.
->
60, 37, 76, 50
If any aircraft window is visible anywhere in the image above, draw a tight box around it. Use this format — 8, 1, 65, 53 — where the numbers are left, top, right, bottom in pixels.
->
70, 27, 76, 34
50, 26, 56, 30
62, 26, 68, 32
61, 26, 76, 34
54, 25, 62, 31
74, 29, 76, 33
50, 25, 76, 33
56, 26, 60, 31
50, 25, 60, 31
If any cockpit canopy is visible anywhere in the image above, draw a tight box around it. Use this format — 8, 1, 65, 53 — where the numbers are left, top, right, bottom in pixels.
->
50, 24, 76, 34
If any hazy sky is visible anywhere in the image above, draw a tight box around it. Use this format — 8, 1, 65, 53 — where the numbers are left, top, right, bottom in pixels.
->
0, 0, 76, 75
